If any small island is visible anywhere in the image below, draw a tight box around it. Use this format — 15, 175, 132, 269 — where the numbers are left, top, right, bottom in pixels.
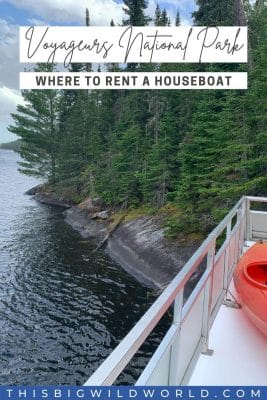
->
0, 140, 21, 152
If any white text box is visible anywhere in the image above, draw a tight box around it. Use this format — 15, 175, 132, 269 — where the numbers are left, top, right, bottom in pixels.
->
20, 26, 248, 66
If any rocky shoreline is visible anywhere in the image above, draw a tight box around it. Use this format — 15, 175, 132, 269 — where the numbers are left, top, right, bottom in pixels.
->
26, 186, 74, 208
28, 187, 200, 289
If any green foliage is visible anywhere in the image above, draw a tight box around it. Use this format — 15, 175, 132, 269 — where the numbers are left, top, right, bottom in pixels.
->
175, 2, 267, 233
8, 63, 60, 183
175, 11, 181, 26
154, 4, 170, 26
8, 2, 267, 237
193, 0, 236, 25
122, 0, 151, 25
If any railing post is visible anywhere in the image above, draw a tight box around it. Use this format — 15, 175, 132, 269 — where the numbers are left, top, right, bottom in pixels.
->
168, 290, 184, 385
223, 220, 232, 290
201, 244, 215, 355
246, 196, 251, 241
238, 200, 246, 257
236, 206, 243, 260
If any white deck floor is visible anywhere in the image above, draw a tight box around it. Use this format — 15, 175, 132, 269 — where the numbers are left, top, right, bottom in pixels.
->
189, 279, 267, 385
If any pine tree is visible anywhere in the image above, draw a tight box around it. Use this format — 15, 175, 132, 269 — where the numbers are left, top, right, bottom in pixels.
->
255, 0, 265, 11
243, 1, 267, 194
175, 0, 243, 232
86, 7, 90, 26
56, 7, 94, 190
10, 1, 265, 223
193, 0, 236, 25
122, 0, 150, 70
57, 90, 91, 184
234, 0, 247, 25
154, 4, 161, 26
175, 10, 181, 26
93, 90, 122, 203
106, 89, 150, 205
85, 8, 92, 73
8, 64, 60, 183
160, 9, 169, 26
176, 0, 266, 233
122, 0, 151, 26
154, 5, 170, 26
108, 20, 119, 72
176, 94, 225, 232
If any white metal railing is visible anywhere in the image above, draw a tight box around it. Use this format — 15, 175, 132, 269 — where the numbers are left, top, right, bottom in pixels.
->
84, 196, 267, 386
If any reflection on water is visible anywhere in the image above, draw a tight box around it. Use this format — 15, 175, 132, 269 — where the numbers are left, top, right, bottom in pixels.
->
0, 150, 164, 385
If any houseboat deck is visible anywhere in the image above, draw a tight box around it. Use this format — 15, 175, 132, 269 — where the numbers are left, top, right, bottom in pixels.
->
189, 277, 267, 385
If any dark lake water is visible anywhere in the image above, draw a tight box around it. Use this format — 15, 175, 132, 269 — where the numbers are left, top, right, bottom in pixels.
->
0, 149, 163, 385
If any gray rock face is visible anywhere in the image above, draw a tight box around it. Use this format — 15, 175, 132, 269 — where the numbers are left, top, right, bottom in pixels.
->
31, 186, 200, 290
63, 208, 200, 290
25, 184, 43, 196
107, 217, 199, 289
78, 197, 106, 214
34, 192, 73, 208
64, 207, 108, 241
91, 210, 109, 220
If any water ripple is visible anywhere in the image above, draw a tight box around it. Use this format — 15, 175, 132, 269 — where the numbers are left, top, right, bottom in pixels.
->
0, 150, 167, 385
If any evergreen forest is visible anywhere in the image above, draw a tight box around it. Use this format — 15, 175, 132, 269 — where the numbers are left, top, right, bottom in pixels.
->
9, 0, 267, 236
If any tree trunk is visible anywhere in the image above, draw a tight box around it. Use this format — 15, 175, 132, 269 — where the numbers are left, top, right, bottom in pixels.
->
51, 155, 56, 185
235, 0, 246, 25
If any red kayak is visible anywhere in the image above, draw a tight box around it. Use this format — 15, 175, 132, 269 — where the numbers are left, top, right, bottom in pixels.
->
234, 242, 267, 337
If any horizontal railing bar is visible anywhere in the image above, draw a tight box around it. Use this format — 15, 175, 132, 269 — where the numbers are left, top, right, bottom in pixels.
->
210, 197, 244, 240
246, 196, 267, 203
214, 211, 243, 261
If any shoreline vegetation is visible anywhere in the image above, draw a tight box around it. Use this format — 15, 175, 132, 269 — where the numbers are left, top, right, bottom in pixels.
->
5, 2, 267, 284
